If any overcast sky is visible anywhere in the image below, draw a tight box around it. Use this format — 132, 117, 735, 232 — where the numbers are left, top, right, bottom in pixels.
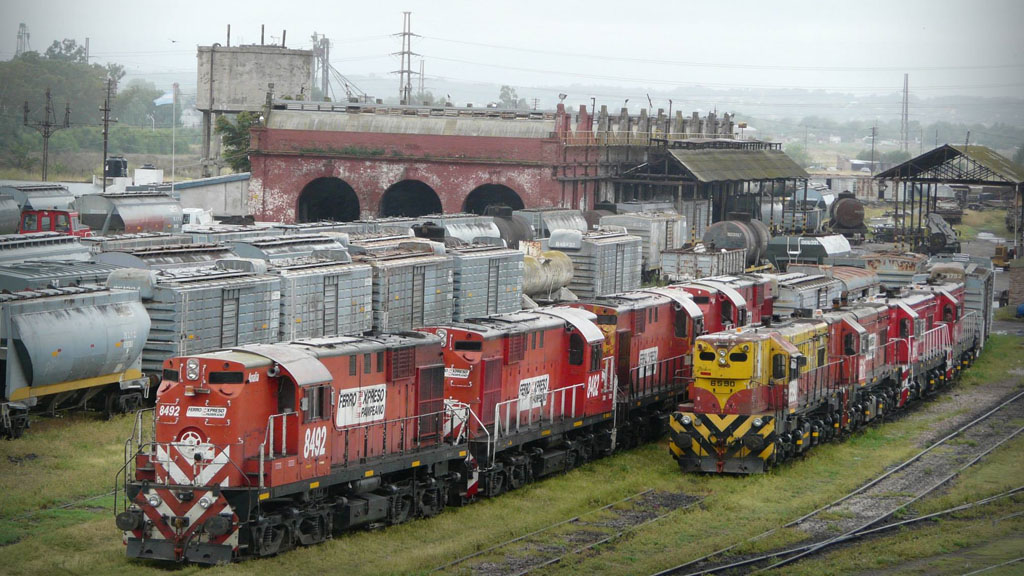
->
4, 0, 1023, 108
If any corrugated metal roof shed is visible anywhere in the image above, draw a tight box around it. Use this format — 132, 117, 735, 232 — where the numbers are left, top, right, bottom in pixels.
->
875, 144, 1024, 184
667, 149, 809, 182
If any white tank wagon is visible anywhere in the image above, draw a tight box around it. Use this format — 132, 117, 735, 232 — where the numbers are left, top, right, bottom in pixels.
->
542, 227, 642, 299
514, 208, 589, 239
230, 233, 346, 261
107, 261, 281, 375
0, 183, 76, 211
600, 212, 686, 278
447, 243, 524, 321
411, 213, 502, 245
0, 232, 91, 264
349, 241, 454, 332
522, 250, 574, 300
94, 242, 235, 271
230, 252, 373, 341
78, 191, 183, 235
1, 285, 151, 438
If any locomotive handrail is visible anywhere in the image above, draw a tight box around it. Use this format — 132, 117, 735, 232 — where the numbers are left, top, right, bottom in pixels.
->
626, 353, 688, 402
915, 324, 951, 361
334, 407, 460, 468
493, 382, 587, 442
259, 412, 297, 488
115, 408, 155, 514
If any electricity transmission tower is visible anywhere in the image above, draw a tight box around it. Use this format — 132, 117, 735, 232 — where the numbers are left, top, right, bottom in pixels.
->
16, 23, 31, 56
392, 12, 419, 104
312, 33, 330, 100
23, 88, 70, 181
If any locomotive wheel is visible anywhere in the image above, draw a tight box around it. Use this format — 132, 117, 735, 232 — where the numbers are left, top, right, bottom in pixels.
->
507, 464, 526, 490
389, 495, 413, 525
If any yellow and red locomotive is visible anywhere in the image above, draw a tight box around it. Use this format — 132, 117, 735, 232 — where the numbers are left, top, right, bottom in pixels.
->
668, 266, 981, 474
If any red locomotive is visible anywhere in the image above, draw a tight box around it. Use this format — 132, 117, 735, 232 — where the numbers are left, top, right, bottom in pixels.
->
114, 262, 982, 562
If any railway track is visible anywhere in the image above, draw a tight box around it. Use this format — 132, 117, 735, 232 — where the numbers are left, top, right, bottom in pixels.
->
433, 489, 704, 576
652, 388, 1024, 576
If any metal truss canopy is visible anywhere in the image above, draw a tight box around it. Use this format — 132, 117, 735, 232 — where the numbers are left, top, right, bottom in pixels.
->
875, 144, 1024, 185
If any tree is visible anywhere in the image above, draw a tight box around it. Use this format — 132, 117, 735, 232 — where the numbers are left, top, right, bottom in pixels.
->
784, 144, 812, 168
498, 85, 528, 109
214, 112, 258, 172
1014, 145, 1024, 168
44, 39, 88, 63
112, 79, 162, 126
881, 150, 911, 164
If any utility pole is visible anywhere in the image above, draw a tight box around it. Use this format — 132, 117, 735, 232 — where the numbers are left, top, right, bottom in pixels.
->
418, 59, 424, 102
900, 73, 909, 153
869, 124, 877, 176
804, 125, 808, 149
100, 78, 117, 192
23, 88, 70, 181
392, 12, 418, 105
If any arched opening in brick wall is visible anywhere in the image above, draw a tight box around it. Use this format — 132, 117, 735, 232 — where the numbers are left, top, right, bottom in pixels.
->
297, 177, 361, 222
380, 180, 442, 217
463, 184, 525, 215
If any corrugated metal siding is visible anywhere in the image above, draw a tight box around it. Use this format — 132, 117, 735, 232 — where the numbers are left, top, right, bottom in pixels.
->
231, 234, 346, 261
449, 245, 524, 321
514, 209, 588, 238
600, 213, 685, 273
678, 198, 712, 242
271, 258, 373, 340
667, 149, 809, 182
543, 230, 642, 299
660, 248, 746, 281
188, 225, 275, 243
352, 247, 453, 332
0, 261, 124, 291
112, 266, 281, 373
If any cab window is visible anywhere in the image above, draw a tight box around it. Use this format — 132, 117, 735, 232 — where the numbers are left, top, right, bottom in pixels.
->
55, 213, 70, 232
21, 213, 37, 231
721, 299, 733, 325
302, 384, 331, 422
569, 333, 584, 366
589, 343, 601, 372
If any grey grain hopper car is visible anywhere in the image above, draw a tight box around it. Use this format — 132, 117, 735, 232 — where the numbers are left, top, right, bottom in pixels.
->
272, 222, 359, 235
1, 285, 150, 438
225, 253, 372, 341
786, 264, 880, 303
928, 254, 994, 340
514, 208, 588, 238
0, 184, 76, 211
94, 242, 235, 270
82, 232, 193, 254
0, 233, 91, 264
600, 212, 685, 276
231, 234, 347, 262
542, 227, 642, 299
447, 243, 524, 321
0, 260, 124, 291
107, 261, 281, 374
349, 241, 454, 332
660, 246, 747, 282
824, 250, 929, 290
765, 234, 852, 270
78, 191, 183, 235
770, 272, 845, 318
187, 225, 276, 243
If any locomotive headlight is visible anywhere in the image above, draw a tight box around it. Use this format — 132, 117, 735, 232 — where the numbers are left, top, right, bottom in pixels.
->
198, 496, 212, 509
718, 349, 726, 357
185, 358, 200, 381
753, 417, 763, 428
680, 415, 692, 426
147, 494, 162, 508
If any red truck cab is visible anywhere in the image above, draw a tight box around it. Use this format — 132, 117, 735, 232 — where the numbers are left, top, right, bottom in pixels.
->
19, 209, 92, 237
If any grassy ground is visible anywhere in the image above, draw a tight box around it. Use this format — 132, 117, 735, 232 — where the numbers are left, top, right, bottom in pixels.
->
0, 336, 1021, 575
956, 209, 1011, 242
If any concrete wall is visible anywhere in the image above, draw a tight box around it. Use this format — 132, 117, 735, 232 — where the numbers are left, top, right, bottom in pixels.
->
197, 46, 313, 112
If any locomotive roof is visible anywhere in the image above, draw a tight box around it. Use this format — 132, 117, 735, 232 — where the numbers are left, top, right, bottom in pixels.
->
583, 290, 669, 310
452, 311, 565, 336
